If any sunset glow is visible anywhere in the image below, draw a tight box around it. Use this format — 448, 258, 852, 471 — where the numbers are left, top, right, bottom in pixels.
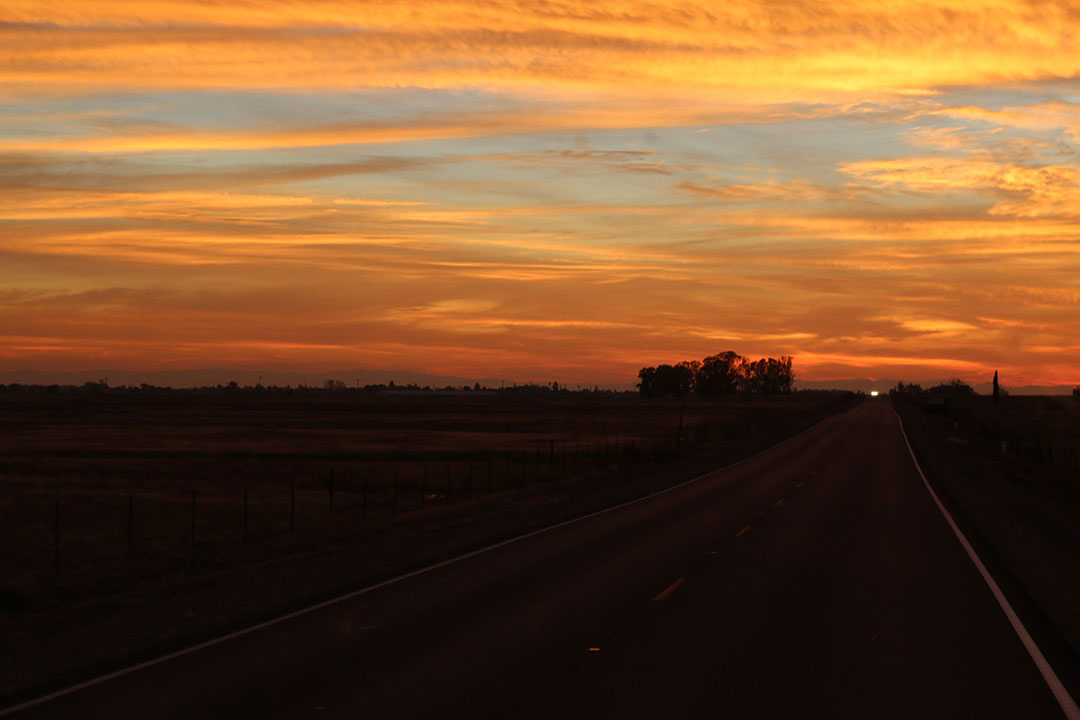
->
3, 1, 1080, 386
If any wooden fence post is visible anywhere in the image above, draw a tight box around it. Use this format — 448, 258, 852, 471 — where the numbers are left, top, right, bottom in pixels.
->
127, 489, 134, 554
328, 468, 335, 517
53, 493, 60, 572
191, 487, 196, 548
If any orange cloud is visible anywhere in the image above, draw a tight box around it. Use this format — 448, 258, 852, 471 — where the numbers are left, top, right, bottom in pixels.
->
841, 156, 1080, 217
3, 1, 1079, 96
3, 1, 1080, 387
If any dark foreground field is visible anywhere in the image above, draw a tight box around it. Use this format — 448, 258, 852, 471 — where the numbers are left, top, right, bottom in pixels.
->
0, 388, 855, 703
6, 396, 1078, 719
894, 393, 1080, 661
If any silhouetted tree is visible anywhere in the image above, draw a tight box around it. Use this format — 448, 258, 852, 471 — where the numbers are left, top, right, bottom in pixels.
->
993, 370, 999, 404
638, 366, 657, 396
929, 379, 975, 397
641, 352, 794, 396
893, 381, 927, 397
740, 356, 794, 394
696, 351, 743, 396
637, 363, 695, 397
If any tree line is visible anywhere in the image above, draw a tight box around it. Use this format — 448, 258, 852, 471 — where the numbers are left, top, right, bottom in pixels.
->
637, 351, 794, 397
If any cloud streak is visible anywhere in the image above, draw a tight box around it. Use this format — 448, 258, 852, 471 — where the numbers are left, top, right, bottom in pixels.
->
2, 1, 1080, 386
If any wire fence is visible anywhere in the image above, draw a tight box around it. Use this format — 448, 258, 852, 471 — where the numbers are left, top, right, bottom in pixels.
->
907, 395, 1080, 478
0, 395, 857, 584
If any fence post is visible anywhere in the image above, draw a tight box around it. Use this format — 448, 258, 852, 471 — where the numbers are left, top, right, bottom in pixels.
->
242, 487, 248, 546
290, 483, 295, 535
191, 487, 196, 548
127, 488, 134, 554
53, 493, 60, 572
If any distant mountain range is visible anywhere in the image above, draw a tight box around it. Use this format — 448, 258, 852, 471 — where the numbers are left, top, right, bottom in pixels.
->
0, 369, 1073, 396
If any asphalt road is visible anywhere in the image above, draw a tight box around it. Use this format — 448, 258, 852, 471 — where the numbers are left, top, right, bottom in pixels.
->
6, 399, 1073, 718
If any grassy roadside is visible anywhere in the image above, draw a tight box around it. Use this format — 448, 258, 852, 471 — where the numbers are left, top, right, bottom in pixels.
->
0, 393, 857, 707
891, 395, 1080, 662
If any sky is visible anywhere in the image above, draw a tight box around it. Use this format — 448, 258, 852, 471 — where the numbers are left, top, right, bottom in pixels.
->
2, 0, 1079, 387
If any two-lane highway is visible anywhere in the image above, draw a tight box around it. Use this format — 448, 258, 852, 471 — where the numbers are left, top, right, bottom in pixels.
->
5, 399, 1075, 718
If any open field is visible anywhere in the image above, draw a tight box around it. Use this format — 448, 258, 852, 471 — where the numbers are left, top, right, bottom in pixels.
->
924, 394, 1080, 475
0, 389, 859, 703
0, 389, 854, 606
893, 393, 1080, 660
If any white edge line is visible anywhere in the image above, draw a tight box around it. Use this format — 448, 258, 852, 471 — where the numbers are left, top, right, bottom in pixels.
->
892, 403, 1080, 720
0, 409, 838, 717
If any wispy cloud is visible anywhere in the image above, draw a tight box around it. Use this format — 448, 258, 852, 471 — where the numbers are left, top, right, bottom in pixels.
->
2, 1, 1080, 385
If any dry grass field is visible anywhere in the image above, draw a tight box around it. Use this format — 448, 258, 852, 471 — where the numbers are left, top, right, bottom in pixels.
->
936, 394, 1080, 473
0, 388, 862, 702
894, 393, 1080, 657
0, 388, 854, 611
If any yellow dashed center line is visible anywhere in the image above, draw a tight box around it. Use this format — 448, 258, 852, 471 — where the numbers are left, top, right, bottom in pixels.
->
736, 525, 751, 537
773, 498, 784, 507
653, 577, 686, 602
